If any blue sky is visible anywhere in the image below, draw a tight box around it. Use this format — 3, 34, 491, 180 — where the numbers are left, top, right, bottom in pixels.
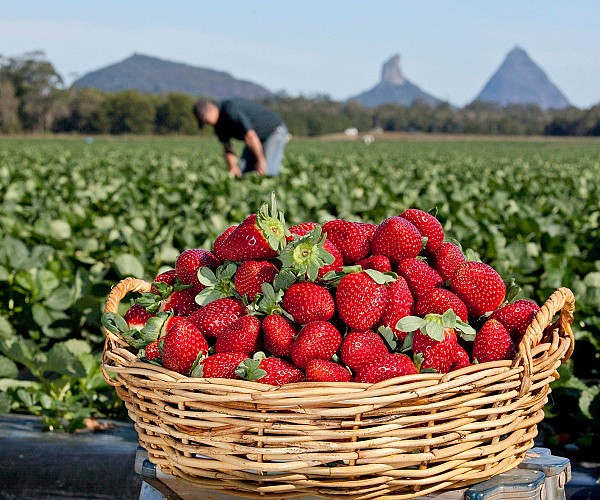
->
1, 1, 599, 108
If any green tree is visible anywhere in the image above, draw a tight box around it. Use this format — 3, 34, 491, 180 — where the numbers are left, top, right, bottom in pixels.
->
100, 90, 156, 134
155, 93, 198, 134
0, 51, 65, 132
0, 80, 21, 133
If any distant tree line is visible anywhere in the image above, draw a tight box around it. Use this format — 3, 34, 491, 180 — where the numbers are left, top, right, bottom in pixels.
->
1, 51, 599, 137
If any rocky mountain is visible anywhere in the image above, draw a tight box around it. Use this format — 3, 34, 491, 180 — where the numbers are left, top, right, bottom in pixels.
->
473, 47, 570, 110
347, 54, 444, 108
72, 53, 274, 100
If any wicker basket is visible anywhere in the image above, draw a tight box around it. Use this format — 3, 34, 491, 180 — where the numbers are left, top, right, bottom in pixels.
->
103, 278, 574, 499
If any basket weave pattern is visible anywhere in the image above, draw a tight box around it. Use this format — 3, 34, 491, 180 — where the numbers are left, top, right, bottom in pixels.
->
103, 278, 574, 499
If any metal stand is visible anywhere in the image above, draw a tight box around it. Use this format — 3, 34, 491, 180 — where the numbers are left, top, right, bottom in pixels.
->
136, 447, 571, 500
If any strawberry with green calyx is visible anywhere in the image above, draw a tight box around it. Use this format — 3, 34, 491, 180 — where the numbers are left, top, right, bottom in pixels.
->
306, 359, 352, 382
234, 260, 279, 301
400, 208, 445, 254
371, 216, 423, 265
161, 318, 209, 375
322, 219, 371, 265
490, 299, 541, 344
123, 304, 155, 330
134, 279, 193, 314
396, 310, 476, 373
195, 262, 239, 306
336, 269, 394, 331
152, 269, 178, 288
340, 330, 390, 373
415, 288, 469, 322
430, 241, 465, 282
215, 315, 262, 356
282, 282, 335, 325
187, 297, 247, 339
101, 310, 178, 351
236, 352, 305, 386
218, 193, 290, 262
450, 261, 506, 317
376, 276, 414, 340
191, 352, 248, 379
354, 353, 418, 383
397, 257, 444, 299
278, 226, 339, 281
291, 321, 342, 370
175, 248, 222, 294
473, 318, 516, 363
141, 340, 161, 362
357, 255, 392, 273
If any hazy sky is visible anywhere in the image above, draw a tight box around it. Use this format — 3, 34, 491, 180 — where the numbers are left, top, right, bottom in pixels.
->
1, 1, 599, 108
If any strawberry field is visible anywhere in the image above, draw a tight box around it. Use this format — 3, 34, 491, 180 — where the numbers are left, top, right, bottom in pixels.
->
0, 135, 599, 457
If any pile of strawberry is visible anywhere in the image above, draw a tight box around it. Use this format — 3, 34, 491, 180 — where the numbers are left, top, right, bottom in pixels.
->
102, 196, 541, 386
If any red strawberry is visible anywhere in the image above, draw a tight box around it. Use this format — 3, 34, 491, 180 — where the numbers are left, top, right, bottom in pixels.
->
356, 222, 378, 241
144, 340, 161, 361
212, 225, 237, 261
400, 209, 444, 254
473, 318, 515, 363
413, 327, 458, 373
153, 269, 178, 287
450, 262, 506, 317
452, 345, 471, 370
336, 271, 390, 330
234, 260, 278, 301
282, 282, 335, 324
194, 352, 247, 378
358, 255, 392, 273
161, 318, 209, 375
415, 288, 468, 322
340, 330, 389, 372
124, 304, 155, 330
291, 321, 342, 370
175, 248, 221, 293
354, 353, 417, 383
215, 315, 262, 356
218, 197, 288, 261
490, 299, 541, 344
235, 353, 305, 385
161, 287, 200, 316
397, 257, 443, 299
262, 314, 298, 357
376, 278, 414, 340
430, 242, 465, 281
371, 216, 422, 265
322, 219, 371, 265
187, 297, 246, 338
289, 221, 318, 238
306, 359, 351, 382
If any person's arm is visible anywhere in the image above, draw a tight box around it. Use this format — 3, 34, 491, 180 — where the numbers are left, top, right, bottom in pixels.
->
221, 141, 241, 177
244, 129, 267, 176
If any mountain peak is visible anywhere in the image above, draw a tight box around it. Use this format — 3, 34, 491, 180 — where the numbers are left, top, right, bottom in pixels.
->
381, 54, 405, 85
347, 54, 442, 108
473, 46, 570, 110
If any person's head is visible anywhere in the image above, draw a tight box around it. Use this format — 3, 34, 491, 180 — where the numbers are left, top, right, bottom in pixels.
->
193, 99, 219, 129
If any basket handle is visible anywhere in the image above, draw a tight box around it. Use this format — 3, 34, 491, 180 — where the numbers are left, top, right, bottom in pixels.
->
513, 287, 575, 397
102, 277, 153, 386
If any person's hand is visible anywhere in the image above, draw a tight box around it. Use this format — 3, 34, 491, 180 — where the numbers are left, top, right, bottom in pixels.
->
256, 159, 267, 176
229, 165, 242, 178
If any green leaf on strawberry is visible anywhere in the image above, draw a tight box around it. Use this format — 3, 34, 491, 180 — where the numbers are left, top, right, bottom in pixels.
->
235, 352, 268, 381
278, 226, 334, 281
256, 193, 290, 253
195, 262, 239, 306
